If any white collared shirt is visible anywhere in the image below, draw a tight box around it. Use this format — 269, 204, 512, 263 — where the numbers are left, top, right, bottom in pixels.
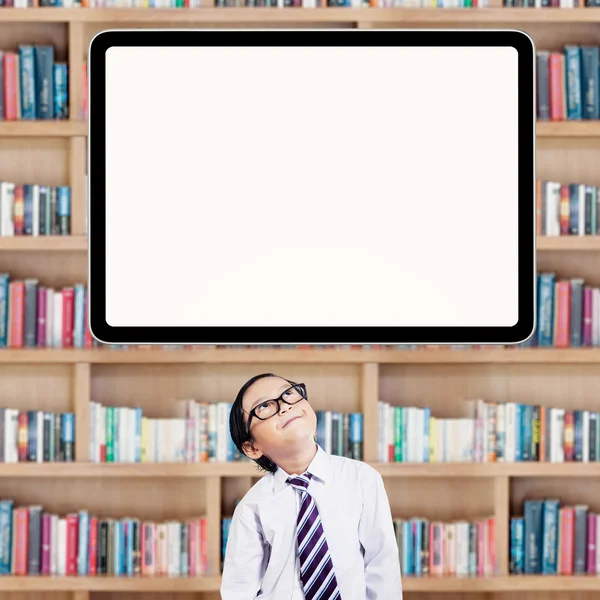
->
221, 444, 403, 600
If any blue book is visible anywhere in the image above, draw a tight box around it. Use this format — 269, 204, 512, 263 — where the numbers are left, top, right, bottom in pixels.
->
73, 284, 85, 348
78, 511, 89, 575
565, 46, 583, 120
18, 45, 36, 119
510, 517, 524, 574
135, 408, 143, 462
34, 46, 55, 119
413, 520, 422, 576
570, 184, 580, 234
113, 521, 122, 575
316, 411, 325, 448
350, 413, 363, 460
126, 519, 134, 576
0, 500, 13, 574
0, 274, 9, 348
521, 405, 532, 461
53, 63, 68, 119
542, 499, 559, 574
62, 413, 75, 457
23, 184, 33, 235
581, 46, 600, 119
524, 500, 544, 573
515, 404, 522, 461
537, 273, 556, 346
58, 187, 71, 234
402, 521, 413, 575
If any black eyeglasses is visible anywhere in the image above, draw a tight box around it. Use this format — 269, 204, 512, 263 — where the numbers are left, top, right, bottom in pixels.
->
245, 382, 308, 434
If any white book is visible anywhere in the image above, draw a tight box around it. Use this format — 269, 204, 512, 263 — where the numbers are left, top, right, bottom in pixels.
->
89, 401, 96, 463
52, 291, 62, 348
324, 411, 332, 456
208, 404, 217, 462
496, 404, 505, 462
57, 518, 67, 575
50, 515, 58, 575
45, 289, 53, 348
0, 182, 15, 236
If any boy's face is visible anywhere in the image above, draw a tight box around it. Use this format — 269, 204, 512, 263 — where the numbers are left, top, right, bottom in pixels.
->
241, 376, 317, 463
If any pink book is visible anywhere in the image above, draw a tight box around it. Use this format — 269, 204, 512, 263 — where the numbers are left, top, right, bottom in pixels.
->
588, 513, 597, 573
583, 287, 593, 346
36, 287, 46, 347
477, 521, 485, 576
41, 512, 51, 574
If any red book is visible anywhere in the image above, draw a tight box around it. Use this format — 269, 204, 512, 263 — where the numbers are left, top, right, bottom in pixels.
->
555, 281, 571, 348
549, 53, 565, 120
17, 412, 28, 462
13, 186, 24, 235
10, 281, 25, 348
88, 517, 98, 575
583, 287, 593, 347
200, 517, 207, 574
559, 184, 570, 235
587, 512, 597, 573
62, 287, 75, 348
2, 53, 17, 121
477, 520, 485, 576
84, 289, 93, 348
561, 507, 575, 575
564, 411, 575, 461
41, 512, 51, 575
15, 508, 29, 575
487, 517, 495, 575
65, 514, 79, 575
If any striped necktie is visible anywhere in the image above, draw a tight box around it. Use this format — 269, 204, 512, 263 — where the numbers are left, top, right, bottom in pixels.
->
287, 473, 342, 600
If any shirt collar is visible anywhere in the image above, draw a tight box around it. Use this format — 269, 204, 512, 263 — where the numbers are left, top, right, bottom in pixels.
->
272, 443, 329, 494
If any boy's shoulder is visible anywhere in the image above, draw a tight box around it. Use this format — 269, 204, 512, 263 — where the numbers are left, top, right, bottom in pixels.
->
328, 453, 381, 483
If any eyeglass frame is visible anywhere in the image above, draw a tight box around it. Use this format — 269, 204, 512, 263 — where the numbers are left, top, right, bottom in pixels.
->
244, 382, 308, 436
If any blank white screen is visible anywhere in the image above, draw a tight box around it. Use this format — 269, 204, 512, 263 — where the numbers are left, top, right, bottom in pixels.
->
104, 43, 520, 328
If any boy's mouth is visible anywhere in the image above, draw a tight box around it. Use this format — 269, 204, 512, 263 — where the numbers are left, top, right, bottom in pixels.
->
283, 415, 301, 428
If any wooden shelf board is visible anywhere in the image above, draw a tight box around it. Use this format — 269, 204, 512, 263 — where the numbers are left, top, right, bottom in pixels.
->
1, 7, 600, 23
402, 576, 600, 592
1, 236, 598, 252
0, 237, 87, 251
0, 121, 87, 137
0, 119, 597, 139
0, 348, 598, 364
537, 236, 600, 250
2, 461, 600, 478
0, 575, 222, 591
0, 575, 598, 592
536, 121, 600, 137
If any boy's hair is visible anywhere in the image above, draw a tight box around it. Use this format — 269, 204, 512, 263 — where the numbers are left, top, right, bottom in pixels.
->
230, 372, 291, 474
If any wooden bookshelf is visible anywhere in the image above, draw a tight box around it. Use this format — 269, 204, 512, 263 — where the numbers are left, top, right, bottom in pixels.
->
0, 6, 597, 600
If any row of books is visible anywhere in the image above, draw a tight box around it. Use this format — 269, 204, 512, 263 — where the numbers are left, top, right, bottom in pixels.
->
537, 180, 600, 236
0, 182, 71, 237
396, 517, 496, 577
472, 400, 600, 463
537, 46, 600, 121
89, 400, 246, 463
0, 409, 74, 463
1, 0, 201, 6
0, 47, 68, 121
522, 273, 600, 347
378, 399, 600, 464
378, 402, 472, 463
315, 410, 363, 461
0, 501, 208, 576
511, 499, 598, 574
0, 276, 93, 349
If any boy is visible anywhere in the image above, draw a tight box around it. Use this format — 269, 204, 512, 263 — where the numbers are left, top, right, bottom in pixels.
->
221, 372, 402, 600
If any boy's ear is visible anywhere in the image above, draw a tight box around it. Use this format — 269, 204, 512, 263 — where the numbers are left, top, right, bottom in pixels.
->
242, 440, 263, 460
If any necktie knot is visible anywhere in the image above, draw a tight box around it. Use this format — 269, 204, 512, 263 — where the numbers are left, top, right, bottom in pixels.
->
287, 472, 312, 492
